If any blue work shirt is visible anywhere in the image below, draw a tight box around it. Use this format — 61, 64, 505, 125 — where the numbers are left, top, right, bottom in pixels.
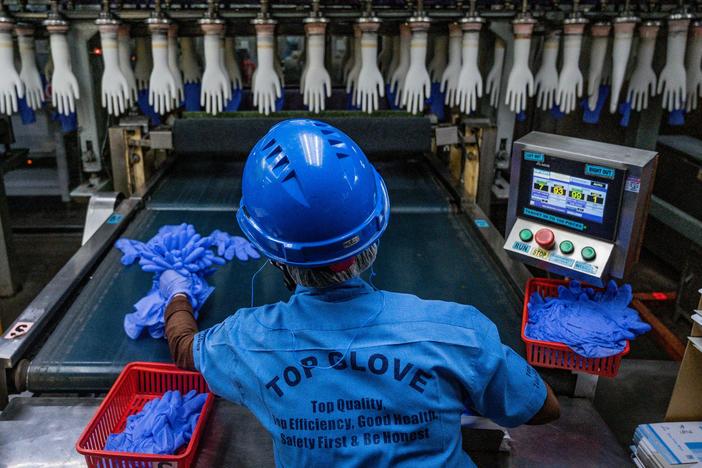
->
193, 278, 546, 467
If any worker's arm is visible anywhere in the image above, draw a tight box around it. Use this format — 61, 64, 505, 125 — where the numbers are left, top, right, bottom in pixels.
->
164, 294, 198, 371
526, 381, 560, 425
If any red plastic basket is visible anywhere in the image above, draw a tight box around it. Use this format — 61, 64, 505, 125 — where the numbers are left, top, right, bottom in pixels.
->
521, 278, 630, 378
76, 362, 214, 468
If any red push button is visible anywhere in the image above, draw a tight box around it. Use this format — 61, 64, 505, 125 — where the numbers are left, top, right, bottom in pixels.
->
534, 228, 556, 250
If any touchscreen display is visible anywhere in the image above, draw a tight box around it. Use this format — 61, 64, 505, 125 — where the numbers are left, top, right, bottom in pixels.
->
530, 168, 608, 224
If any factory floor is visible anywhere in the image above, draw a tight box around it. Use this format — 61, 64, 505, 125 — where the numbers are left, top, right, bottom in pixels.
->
0, 195, 687, 458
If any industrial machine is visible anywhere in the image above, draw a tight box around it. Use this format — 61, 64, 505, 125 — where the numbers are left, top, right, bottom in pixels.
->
504, 132, 658, 285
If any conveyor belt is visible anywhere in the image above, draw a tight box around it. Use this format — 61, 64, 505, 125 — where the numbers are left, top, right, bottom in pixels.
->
27, 210, 522, 392
147, 156, 451, 212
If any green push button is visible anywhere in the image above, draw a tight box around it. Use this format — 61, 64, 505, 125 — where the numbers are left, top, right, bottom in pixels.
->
581, 246, 597, 261
559, 240, 574, 255
519, 229, 533, 242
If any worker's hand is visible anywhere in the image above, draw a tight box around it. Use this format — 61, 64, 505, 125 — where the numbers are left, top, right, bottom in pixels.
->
179, 36, 202, 84
99, 25, 131, 117
485, 37, 505, 109
134, 36, 152, 91
355, 30, 384, 114
16, 27, 44, 111
534, 33, 559, 111
159, 269, 194, 304
657, 19, 689, 112
148, 29, 178, 115
224, 37, 243, 90
686, 25, 702, 111
118, 26, 138, 105
455, 29, 483, 115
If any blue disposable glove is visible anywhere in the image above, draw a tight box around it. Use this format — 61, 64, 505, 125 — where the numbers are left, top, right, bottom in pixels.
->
668, 109, 685, 126
224, 87, 243, 112
386, 83, 400, 110
618, 101, 631, 127
208, 230, 260, 261
525, 280, 650, 358
138, 88, 162, 126
581, 84, 610, 124
427, 82, 445, 120
52, 110, 77, 133
18, 97, 36, 125
184, 82, 202, 112
159, 269, 194, 303
516, 111, 527, 122
105, 390, 207, 455
275, 88, 285, 112
549, 105, 565, 120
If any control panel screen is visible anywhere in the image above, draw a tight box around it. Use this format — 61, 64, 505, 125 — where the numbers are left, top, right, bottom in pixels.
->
516, 151, 626, 241
530, 168, 608, 224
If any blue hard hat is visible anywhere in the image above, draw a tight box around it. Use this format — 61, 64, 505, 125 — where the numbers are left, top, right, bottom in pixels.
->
237, 119, 390, 267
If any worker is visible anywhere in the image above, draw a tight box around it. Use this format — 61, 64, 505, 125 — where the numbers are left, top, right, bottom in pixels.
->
161, 119, 559, 466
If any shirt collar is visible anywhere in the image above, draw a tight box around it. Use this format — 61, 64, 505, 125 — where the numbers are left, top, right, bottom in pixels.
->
294, 277, 374, 302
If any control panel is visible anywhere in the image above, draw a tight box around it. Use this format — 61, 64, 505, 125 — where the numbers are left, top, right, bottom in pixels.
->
504, 132, 658, 286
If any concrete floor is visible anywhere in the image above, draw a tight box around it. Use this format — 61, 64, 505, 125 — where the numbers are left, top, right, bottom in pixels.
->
0, 194, 689, 459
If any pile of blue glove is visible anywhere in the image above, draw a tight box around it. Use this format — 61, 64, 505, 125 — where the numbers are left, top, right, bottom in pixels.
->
525, 280, 651, 358
105, 389, 207, 455
115, 224, 260, 339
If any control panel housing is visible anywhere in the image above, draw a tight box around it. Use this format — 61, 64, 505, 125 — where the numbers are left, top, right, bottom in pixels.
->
504, 132, 658, 286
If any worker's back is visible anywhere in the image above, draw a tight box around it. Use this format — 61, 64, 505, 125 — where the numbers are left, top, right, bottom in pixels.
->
193, 277, 547, 467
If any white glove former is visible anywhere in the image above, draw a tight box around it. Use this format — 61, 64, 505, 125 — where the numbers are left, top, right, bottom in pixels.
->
626, 22, 659, 111
534, 31, 559, 111
658, 18, 690, 111
505, 19, 536, 114
609, 17, 637, 113
401, 20, 431, 115
0, 23, 22, 116
168, 24, 184, 106
252, 22, 281, 115
134, 36, 152, 91
302, 21, 331, 114
148, 22, 178, 114
47, 23, 79, 116
180, 36, 202, 84
378, 35, 394, 78
441, 23, 462, 107
586, 22, 611, 111
685, 21, 702, 111
556, 20, 586, 114
455, 19, 483, 114
485, 37, 505, 108
389, 23, 411, 105
98, 22, 130, 116
385, 35, 400, 81
117, 25, 138, 104
346, 25, 362, 102
428, 35, 448, 82
200, 21, 231, 115
355, 20, 384, 114
15, 25, 43, 111
224, 37, 243, 90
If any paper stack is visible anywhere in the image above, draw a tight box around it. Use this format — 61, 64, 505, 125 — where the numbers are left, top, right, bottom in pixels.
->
631, 422, 702, 467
